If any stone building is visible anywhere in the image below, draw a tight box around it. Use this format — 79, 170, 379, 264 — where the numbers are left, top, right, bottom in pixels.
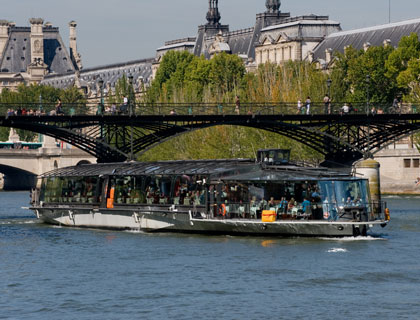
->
311, 18, 420, 68
155, 0, 341, 72
0, 18, 81, 91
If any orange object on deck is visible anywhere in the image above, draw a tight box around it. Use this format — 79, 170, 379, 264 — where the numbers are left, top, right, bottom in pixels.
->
107, 198, 114, 209
109, 187, 115, 199
262, 210, 277, 222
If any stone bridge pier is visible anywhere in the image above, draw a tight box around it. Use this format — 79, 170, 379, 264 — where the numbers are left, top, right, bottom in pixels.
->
0, 136, 97, 190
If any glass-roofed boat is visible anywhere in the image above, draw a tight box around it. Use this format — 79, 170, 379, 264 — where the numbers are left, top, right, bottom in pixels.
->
30, 149, 389, 237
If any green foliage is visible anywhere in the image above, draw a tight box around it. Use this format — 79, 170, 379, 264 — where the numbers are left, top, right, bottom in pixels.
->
242, 61, 329, 103
138, 126, 323, 163
147, 51, 245, 103
386, 33, 420, 82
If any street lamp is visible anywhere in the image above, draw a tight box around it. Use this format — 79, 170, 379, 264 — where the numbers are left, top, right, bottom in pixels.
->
326, 78, 332, 114
98, 78, 104, 115
128, 74, 134, 116
365, 74, 370, 115
38, 94, 43, 114
327, 78, 332, 97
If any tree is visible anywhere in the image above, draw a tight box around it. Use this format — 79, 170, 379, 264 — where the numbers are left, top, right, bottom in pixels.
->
208, 52, 245, 96
386, 33, 420, 83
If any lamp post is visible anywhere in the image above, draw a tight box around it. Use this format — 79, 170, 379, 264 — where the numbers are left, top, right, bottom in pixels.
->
365, 74, 370, 115
326, 78, 332, 114
98, 78, 104, 115
128, 75, 134, 116
38, 94, 43, 142
38, 94, 42, 114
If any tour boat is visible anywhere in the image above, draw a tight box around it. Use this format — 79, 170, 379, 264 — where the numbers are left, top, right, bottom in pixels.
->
30, 149, 389, 237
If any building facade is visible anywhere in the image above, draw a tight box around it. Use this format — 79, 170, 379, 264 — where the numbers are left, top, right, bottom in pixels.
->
0, 18, 81, 92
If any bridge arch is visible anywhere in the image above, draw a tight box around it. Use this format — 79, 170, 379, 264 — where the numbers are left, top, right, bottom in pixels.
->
0, 164, 37, 190
77, 160, 92, 165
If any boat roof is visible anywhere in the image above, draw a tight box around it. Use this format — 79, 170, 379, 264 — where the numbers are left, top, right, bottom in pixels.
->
40, 159, 257, 178
220, 165, 354, 182
40, 159, 358, 181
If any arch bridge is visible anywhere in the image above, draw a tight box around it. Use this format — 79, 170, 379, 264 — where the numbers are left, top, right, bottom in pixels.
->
1, 103, 420, 165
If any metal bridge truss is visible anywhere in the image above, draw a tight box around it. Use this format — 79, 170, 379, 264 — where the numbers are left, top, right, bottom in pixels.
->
1, 114, 420, 164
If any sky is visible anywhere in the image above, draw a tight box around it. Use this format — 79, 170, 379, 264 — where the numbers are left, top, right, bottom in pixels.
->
2, 0, 420, 68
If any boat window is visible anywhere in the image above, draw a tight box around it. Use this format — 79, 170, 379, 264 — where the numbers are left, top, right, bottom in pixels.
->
332, 180, 368, 207
173, 175, 206, 206
214, 180, 324, 220
145, 175, 172, 205
40, 176, 100, 204
318, 180, 370, 219
110, 176, 144, 205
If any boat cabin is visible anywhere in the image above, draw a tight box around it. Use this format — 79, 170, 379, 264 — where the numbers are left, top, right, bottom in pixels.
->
36, 151, 384, 223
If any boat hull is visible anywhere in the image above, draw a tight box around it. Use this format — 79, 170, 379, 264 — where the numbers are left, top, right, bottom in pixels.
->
32, 206, 387, 237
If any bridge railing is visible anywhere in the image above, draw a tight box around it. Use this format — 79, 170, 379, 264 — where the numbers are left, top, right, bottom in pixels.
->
1, 101, 418, 116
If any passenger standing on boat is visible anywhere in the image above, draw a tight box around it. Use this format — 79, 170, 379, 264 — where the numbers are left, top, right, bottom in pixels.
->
278, 197, 288, 219
302, 197, 311, 214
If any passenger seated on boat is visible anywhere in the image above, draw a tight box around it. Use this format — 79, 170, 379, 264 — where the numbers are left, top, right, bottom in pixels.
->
250, 197, 259, 219
277, 197, 288, 218
260, 199, 268, 210
354, 197, 362, 206
183, 195, 191, 205
345, 197, 354, 206
288, 198, 295, 210
131, 190, 143, 204
193, 192, 201, 206
267, 197, 276, 210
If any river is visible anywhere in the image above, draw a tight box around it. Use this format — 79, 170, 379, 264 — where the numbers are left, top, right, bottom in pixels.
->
1, 192, 419, 320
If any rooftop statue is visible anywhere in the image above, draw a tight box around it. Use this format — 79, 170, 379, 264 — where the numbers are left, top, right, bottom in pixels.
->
266, 0, 281, 13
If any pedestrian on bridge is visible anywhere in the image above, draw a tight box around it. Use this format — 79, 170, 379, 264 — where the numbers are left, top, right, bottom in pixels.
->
235, 95, 240, 115
297, 99, 302, 114
323, 94, 331, 114
305, 97, 311, 115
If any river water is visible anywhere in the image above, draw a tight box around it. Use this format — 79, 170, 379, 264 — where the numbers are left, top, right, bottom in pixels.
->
1, 191, 420, 320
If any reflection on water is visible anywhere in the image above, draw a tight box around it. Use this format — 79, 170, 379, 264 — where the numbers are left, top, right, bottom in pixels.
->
1, 193, 420, 319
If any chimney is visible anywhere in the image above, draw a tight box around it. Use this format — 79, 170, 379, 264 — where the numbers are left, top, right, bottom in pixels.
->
0, 20, 10, 61
325, 48, 333, 64
307, 50, 314, 63
363, 42, 371, 52
383, 39, 392, 47
69, 20, 82, 70
29, 18, 44, 64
